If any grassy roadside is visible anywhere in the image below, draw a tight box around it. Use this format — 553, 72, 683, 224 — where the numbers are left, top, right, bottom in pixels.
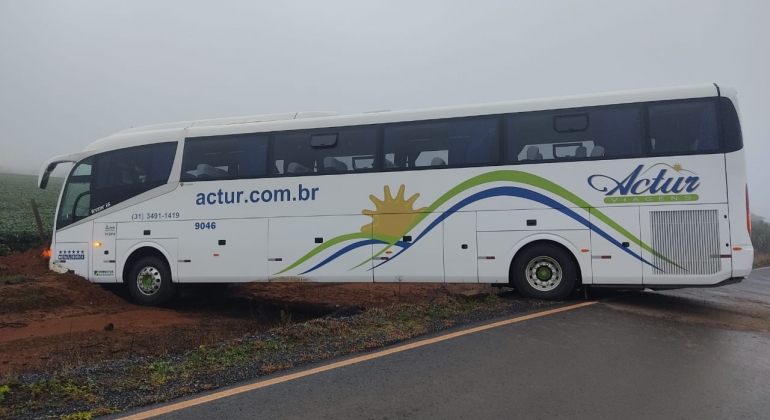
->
0, 291, 553, 419
754, 253, 770, 268
0, 173, 63, 256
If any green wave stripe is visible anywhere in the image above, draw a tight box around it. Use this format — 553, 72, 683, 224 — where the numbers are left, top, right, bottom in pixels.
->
366, 170, 675, 266
279, 170, 675, 275
274, 232, 398, 275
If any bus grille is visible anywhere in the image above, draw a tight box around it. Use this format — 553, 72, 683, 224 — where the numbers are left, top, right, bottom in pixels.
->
649, 209, 720, 275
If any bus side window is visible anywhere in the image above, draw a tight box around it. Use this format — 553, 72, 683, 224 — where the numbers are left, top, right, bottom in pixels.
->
383, 117, 499, 170
181, 134, 268, 181
506, 105, 643, 163
91, 142, 177, 211
271, 127, 377, 176
648, 100, 719, 155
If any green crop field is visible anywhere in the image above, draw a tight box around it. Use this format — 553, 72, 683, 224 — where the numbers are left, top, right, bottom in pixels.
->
0, 173, 64, 253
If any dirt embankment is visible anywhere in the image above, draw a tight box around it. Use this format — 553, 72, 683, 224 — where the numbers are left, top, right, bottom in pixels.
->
0, 249, 197, 374
0, 248, 488, 375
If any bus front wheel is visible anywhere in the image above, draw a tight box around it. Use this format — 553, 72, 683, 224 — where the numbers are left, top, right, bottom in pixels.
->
127, 256, 177, 306
511, 244, 576, 300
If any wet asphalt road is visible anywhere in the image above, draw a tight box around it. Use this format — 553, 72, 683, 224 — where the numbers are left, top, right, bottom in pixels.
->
122, 270, 770, 420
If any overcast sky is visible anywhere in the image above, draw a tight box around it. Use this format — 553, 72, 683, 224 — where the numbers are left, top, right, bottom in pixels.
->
1, 1, 768, 216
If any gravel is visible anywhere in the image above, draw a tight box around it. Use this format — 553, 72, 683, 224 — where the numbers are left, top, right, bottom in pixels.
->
5, 292, 562, 420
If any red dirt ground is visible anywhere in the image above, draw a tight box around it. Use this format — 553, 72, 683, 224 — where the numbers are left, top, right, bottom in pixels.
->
0, 248, 488, 375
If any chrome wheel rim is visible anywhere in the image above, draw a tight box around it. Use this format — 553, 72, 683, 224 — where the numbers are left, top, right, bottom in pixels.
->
136, 266, 162, 296
525, 256, 562, 292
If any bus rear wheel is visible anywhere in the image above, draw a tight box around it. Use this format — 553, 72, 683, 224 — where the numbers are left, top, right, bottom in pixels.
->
127, 256, 176, 306
511, 244, 576, 300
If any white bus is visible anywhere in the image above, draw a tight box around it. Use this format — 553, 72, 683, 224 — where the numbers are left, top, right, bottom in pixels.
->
38, 84, 753, 305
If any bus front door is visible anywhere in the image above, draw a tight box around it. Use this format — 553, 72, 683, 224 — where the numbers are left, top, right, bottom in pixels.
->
91, 222, 117, 282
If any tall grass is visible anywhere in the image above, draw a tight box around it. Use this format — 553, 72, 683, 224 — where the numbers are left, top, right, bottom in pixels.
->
754, 253, 770, 268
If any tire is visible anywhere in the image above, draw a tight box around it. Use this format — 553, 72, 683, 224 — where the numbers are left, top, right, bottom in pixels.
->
511, 243, 577, 300
127, 256, 177, 306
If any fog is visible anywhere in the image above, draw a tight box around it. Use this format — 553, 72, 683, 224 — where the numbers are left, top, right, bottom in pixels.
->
1, 0, 768, 216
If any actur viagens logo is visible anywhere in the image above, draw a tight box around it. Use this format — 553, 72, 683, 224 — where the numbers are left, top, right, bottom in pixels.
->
587, 163, 700, 204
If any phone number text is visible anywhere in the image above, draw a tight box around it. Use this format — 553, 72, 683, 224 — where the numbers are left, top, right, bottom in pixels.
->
131, 212, 181, 221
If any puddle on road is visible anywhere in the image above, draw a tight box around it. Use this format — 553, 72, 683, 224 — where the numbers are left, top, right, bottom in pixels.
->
602, 290, 770, 333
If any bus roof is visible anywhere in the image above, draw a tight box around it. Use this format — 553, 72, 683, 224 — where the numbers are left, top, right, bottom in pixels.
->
87, 84, 724, 153
39, 83, 728, 188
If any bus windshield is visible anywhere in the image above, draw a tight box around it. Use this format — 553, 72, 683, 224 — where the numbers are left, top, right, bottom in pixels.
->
56, 158, 93, 230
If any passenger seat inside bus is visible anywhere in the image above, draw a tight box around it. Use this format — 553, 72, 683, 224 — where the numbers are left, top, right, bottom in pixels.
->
287, 162, 311, 174
430, 157, 447, 166
590, 146, 605, 157
195, 163, 228, 179
525, 146, 543, 161
575, 146, 587, 158
323, 157, 348, 172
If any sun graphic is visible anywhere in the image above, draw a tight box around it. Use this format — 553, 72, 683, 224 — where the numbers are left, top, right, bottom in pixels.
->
672, 163, 684, 172
361, 185, 427, 238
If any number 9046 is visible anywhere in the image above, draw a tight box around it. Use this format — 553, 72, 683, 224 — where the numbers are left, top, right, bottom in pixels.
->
194, 221, 217, 230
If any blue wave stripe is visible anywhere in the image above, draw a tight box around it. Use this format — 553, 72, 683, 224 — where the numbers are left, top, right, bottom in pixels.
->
299, 239, 410, 275
372, 186, 660, 271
